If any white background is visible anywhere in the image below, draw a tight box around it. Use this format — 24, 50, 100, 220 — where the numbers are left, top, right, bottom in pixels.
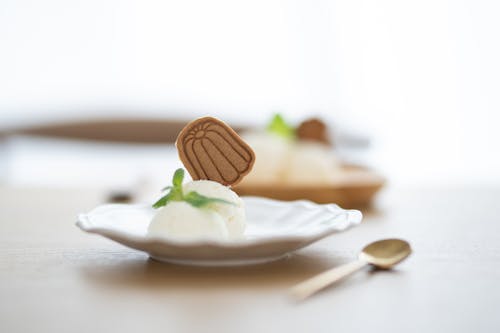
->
1, 0, 499, 186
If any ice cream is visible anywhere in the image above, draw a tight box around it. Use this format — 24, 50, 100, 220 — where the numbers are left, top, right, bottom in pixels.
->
183, 180, 245, 238
284, 141, 341, 185
241, 131, 341, 186
148, 201, 228, 241
148, 179, 245, 242
241, 131, 291, 184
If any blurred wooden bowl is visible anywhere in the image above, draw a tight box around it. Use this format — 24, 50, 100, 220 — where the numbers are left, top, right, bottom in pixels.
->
233, 165, 385, 209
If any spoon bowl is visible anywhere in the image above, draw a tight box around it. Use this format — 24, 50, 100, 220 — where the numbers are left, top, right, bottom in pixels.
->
359, 238, 412, 269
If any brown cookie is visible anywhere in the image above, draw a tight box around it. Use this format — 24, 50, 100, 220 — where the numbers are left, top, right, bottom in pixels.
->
296, 118, 332, 146
176, 117, 255, 186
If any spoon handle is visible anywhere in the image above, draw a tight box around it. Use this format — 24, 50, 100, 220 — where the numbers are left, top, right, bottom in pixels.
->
290, 260, 368, 300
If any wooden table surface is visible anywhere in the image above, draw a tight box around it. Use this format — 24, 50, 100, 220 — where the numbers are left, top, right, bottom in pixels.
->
1, 186, 499, 333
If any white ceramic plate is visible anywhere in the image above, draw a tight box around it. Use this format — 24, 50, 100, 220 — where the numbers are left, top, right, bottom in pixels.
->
76, 197, 362, 266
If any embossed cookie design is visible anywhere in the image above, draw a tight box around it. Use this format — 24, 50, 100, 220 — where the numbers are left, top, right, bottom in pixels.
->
176, 117, 255, 186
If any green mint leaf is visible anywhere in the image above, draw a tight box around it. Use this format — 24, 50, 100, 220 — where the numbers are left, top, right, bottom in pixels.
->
152, 169, 186, 209
152, 191, 175, 209
183, 191, 236, 208
266, 113, 295, 139
172, 168, 184, 189
152, 187, 184, 209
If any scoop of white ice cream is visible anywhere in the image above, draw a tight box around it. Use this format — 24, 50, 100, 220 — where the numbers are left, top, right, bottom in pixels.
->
284, 142, 340, 185
148, 201, 228, 241
241, 131, 291, 184
147, 180, 245, 241
183, 180, 245, 239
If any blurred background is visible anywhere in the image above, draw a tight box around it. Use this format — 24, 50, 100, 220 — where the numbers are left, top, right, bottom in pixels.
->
1, 0, 499, 191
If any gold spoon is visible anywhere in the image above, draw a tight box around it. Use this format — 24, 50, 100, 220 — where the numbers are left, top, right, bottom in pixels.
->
291, 238, 412, 300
